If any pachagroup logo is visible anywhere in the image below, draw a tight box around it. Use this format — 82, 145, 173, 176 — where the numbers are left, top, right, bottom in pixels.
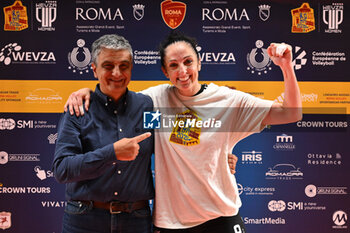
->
291, 3, 315, 33
143, 110, 161, 129
3, 0, 28, 31
161, 0, 186, 29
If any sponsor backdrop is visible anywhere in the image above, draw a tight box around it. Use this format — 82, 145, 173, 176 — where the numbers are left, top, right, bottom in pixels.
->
0, 0, 349, 232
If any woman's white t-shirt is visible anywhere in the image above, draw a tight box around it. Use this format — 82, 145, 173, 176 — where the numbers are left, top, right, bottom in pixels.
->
141, 83, 273, 229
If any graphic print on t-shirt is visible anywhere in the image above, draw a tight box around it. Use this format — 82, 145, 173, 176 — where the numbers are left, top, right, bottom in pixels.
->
169, 109, 201, 146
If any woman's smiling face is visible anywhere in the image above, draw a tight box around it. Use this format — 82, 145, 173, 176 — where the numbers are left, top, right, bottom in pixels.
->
162, 41, 201, 96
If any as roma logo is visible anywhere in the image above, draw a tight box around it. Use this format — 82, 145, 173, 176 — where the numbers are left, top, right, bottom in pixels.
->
161, 0, 186, 29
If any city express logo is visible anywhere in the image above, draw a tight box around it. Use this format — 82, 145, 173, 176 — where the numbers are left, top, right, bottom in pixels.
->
161, 0, 186, 29
3, 0, 28, 31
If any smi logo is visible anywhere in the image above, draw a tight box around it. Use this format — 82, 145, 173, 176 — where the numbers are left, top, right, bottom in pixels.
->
0, 43, 56, 66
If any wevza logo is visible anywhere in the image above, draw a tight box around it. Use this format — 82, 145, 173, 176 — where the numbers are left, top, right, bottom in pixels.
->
305, 184, 347, 198
268, 200, 326, 212
36, 1, 57, 31
0, 151, 40, 165
25, 88, 62, 104
143, 110, 222, 130
273, 134, 295, 151
202, 7, 250, 21
323, 3, 343, 33
76, 7, 124, 21
265, 163, 303, 180
196, 46, 236, 65
333, 210, 347, 229
0, 43, 56, 66
241, 150, 262, 164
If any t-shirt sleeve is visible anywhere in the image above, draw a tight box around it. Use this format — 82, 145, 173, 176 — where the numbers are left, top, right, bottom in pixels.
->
230, 91, 274, 144
139, 84, 170, 107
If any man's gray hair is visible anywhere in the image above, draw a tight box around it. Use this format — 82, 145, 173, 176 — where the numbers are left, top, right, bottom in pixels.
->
91, 34, 133, 65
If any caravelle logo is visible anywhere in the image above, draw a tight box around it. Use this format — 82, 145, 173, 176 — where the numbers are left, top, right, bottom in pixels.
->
3, 0, 28, 31
161, 0, 186, 29
0, 43, 56, 66
273, 134, 295, 151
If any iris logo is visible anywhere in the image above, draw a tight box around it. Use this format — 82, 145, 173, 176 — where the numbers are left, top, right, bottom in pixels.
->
143, 110, 161, 129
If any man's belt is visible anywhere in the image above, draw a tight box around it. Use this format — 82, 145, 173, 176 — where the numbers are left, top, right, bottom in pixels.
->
81, 200, 149, 214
